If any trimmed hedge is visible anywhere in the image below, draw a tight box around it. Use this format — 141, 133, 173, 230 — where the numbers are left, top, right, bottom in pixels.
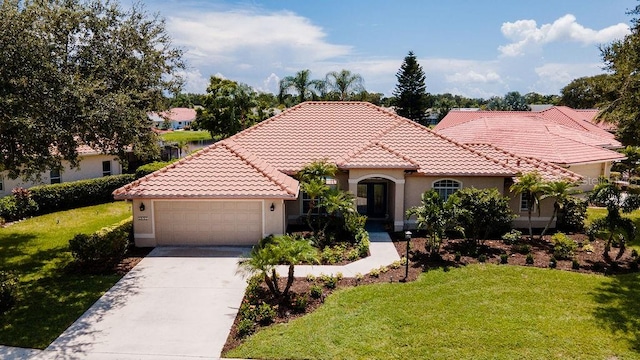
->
0, 271, 18, 314
28, 174, 135, 215
69, 218, 133, 271
134, 160, 176, 178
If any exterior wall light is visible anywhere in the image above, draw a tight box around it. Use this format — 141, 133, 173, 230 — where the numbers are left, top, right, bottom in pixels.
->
270, 203, 275, 211
139, 202, 146, 212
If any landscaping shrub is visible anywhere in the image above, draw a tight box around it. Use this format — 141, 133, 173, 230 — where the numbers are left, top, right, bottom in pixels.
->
500, 254, 509, 264
28, 174, 135, 215
582, 243, 594, 253
369, 268, 381, 278
632, 249, 638, 258
0, 188, 38, 221
236, 318, 255, 338
291, 293, 309, 313
255, 303, 277, 325
549, 256, 558, 268
68, 218, 132, 271
478, 254, 487, 263
449, 187, 515, 244
454, 252, 462, 262
556, 197, 587, 232
245, 275, 263, 305
631, 258, 639, 271
310, 284, 323, 299
0, 271, 18, 314
572, 259, 580, 270
320, 274, 337, 289
501, 229, 522, 245
526, 253, 534, 265
551, 232, 577, 260
512, 243, 531, 254
134, 160, 176, 178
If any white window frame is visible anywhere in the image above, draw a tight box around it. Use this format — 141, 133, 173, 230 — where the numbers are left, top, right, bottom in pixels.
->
50, 169, 61, 184
432, 179, 462, 201
102, 160, 112, 176
520, 192, 536, 212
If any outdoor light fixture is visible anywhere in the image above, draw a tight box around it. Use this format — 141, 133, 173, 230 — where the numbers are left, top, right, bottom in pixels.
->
401, 230, 412, 282
270, 203, 275, 211
139, 202, 145, 212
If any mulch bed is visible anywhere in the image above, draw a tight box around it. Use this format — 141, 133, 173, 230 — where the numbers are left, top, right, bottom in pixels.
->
221, 231, 639, 355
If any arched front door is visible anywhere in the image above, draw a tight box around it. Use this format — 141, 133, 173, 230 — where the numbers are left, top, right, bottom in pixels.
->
356, 181, 387, 218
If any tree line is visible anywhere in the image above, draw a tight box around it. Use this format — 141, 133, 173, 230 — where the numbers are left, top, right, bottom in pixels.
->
3, 0, 640, 180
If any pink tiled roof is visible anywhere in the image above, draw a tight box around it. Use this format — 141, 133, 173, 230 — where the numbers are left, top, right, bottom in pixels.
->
466, 144, 582, 182
113, 142, 299, 199
149, 108, 197, 122
116, 102, 584, 199
435, 107, 624, 165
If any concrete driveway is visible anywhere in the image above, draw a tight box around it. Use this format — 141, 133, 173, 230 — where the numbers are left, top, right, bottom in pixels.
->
36, 247, 249, 360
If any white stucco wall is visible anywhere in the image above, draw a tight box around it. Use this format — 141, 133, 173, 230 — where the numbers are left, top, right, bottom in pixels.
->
0, 154, 121, 197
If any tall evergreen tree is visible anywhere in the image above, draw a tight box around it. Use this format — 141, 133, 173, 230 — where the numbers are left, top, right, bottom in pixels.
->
393, 51, 429, 123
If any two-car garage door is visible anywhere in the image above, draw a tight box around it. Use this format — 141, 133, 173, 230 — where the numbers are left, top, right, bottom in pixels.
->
154, 201, 263, 246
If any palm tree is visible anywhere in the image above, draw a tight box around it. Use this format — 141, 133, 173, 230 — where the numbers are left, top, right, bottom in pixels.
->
539, 180, 581, 239
510, 172, 544, 240
237, 235, 318, 300
278, 69, 325, 104
325, 69, 364, 100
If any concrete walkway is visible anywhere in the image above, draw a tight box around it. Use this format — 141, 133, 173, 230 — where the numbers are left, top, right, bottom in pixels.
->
276, 231, 400, 277
34, 247, 250, 360
3, 231, 399, 360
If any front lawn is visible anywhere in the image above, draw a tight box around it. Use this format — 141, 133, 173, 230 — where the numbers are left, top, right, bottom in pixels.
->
226, 265, 640, 360
0, 201, 132, 348
160, 130, 212, 143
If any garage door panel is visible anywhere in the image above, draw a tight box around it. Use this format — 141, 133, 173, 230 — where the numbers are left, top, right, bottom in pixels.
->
154, 201, 262, 246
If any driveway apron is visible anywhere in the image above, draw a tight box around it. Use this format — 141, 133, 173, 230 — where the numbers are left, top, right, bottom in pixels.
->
39, 247, 249, 360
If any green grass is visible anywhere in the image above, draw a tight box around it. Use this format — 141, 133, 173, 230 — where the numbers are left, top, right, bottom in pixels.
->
586, 206, 640, 248
0, 202, 132, 348
160, 130, 212, 143
227, 265, 640, 360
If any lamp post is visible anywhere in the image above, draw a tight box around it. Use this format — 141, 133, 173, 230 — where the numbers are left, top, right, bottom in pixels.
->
401, 230, 412, 282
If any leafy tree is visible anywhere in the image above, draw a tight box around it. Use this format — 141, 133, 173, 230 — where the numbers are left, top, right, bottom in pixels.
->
406, 190, 463, 256
611, 146, 640, 179
559, 74, 614, 109
510, 172, 545, 240
449, 187, 515, 246
351, 91, 386, 105
0, 0, 184, 180
196, 76, 259, 139
393, 51, 429, 123
524, 92, 560, 105
278, 69, 324, 105
238, 235, 318, 300
539, 180, 581, 238
487, 92, 530, 111
598, 4, 640, 145
324, 70, 365, 100
587, 182, 640, 259
169, 93, 207, 108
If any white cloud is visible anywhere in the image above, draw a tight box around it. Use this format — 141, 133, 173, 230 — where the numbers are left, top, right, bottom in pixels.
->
446, 70, 502, 84
259, 73, 280, 93
531, 62, 603, 94
167, 10, 351, 67
499, 14, 630, 56
175, 68, 210, 93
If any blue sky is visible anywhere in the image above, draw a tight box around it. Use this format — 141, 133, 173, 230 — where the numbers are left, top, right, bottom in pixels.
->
140, 0, 636, 98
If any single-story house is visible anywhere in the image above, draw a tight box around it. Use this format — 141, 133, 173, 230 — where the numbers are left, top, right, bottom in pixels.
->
114, 101, 583, 247
434, 106, 625, 191
1, 145, 122, 196
149, 107, 197, 130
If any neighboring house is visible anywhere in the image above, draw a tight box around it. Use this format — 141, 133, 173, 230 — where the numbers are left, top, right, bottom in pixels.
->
114, 101, 582, 247
149, 108, 197, 130
434, 106, 625, 191
1, 145, 122, 196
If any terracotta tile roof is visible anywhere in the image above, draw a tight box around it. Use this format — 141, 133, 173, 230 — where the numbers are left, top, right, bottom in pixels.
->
148, 107, 197, 122
435, 109, 624, 165
116, 102, 584, 199
466, 144, 583, 182
113, 142, 299, 199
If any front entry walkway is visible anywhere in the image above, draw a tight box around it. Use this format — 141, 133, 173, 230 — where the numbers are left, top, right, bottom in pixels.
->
276, 231, 400, 277
35, 247, 249, 360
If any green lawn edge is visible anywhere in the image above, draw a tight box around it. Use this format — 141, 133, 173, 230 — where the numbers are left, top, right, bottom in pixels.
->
0, 202, 132, 348
227, 265, 640, 360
